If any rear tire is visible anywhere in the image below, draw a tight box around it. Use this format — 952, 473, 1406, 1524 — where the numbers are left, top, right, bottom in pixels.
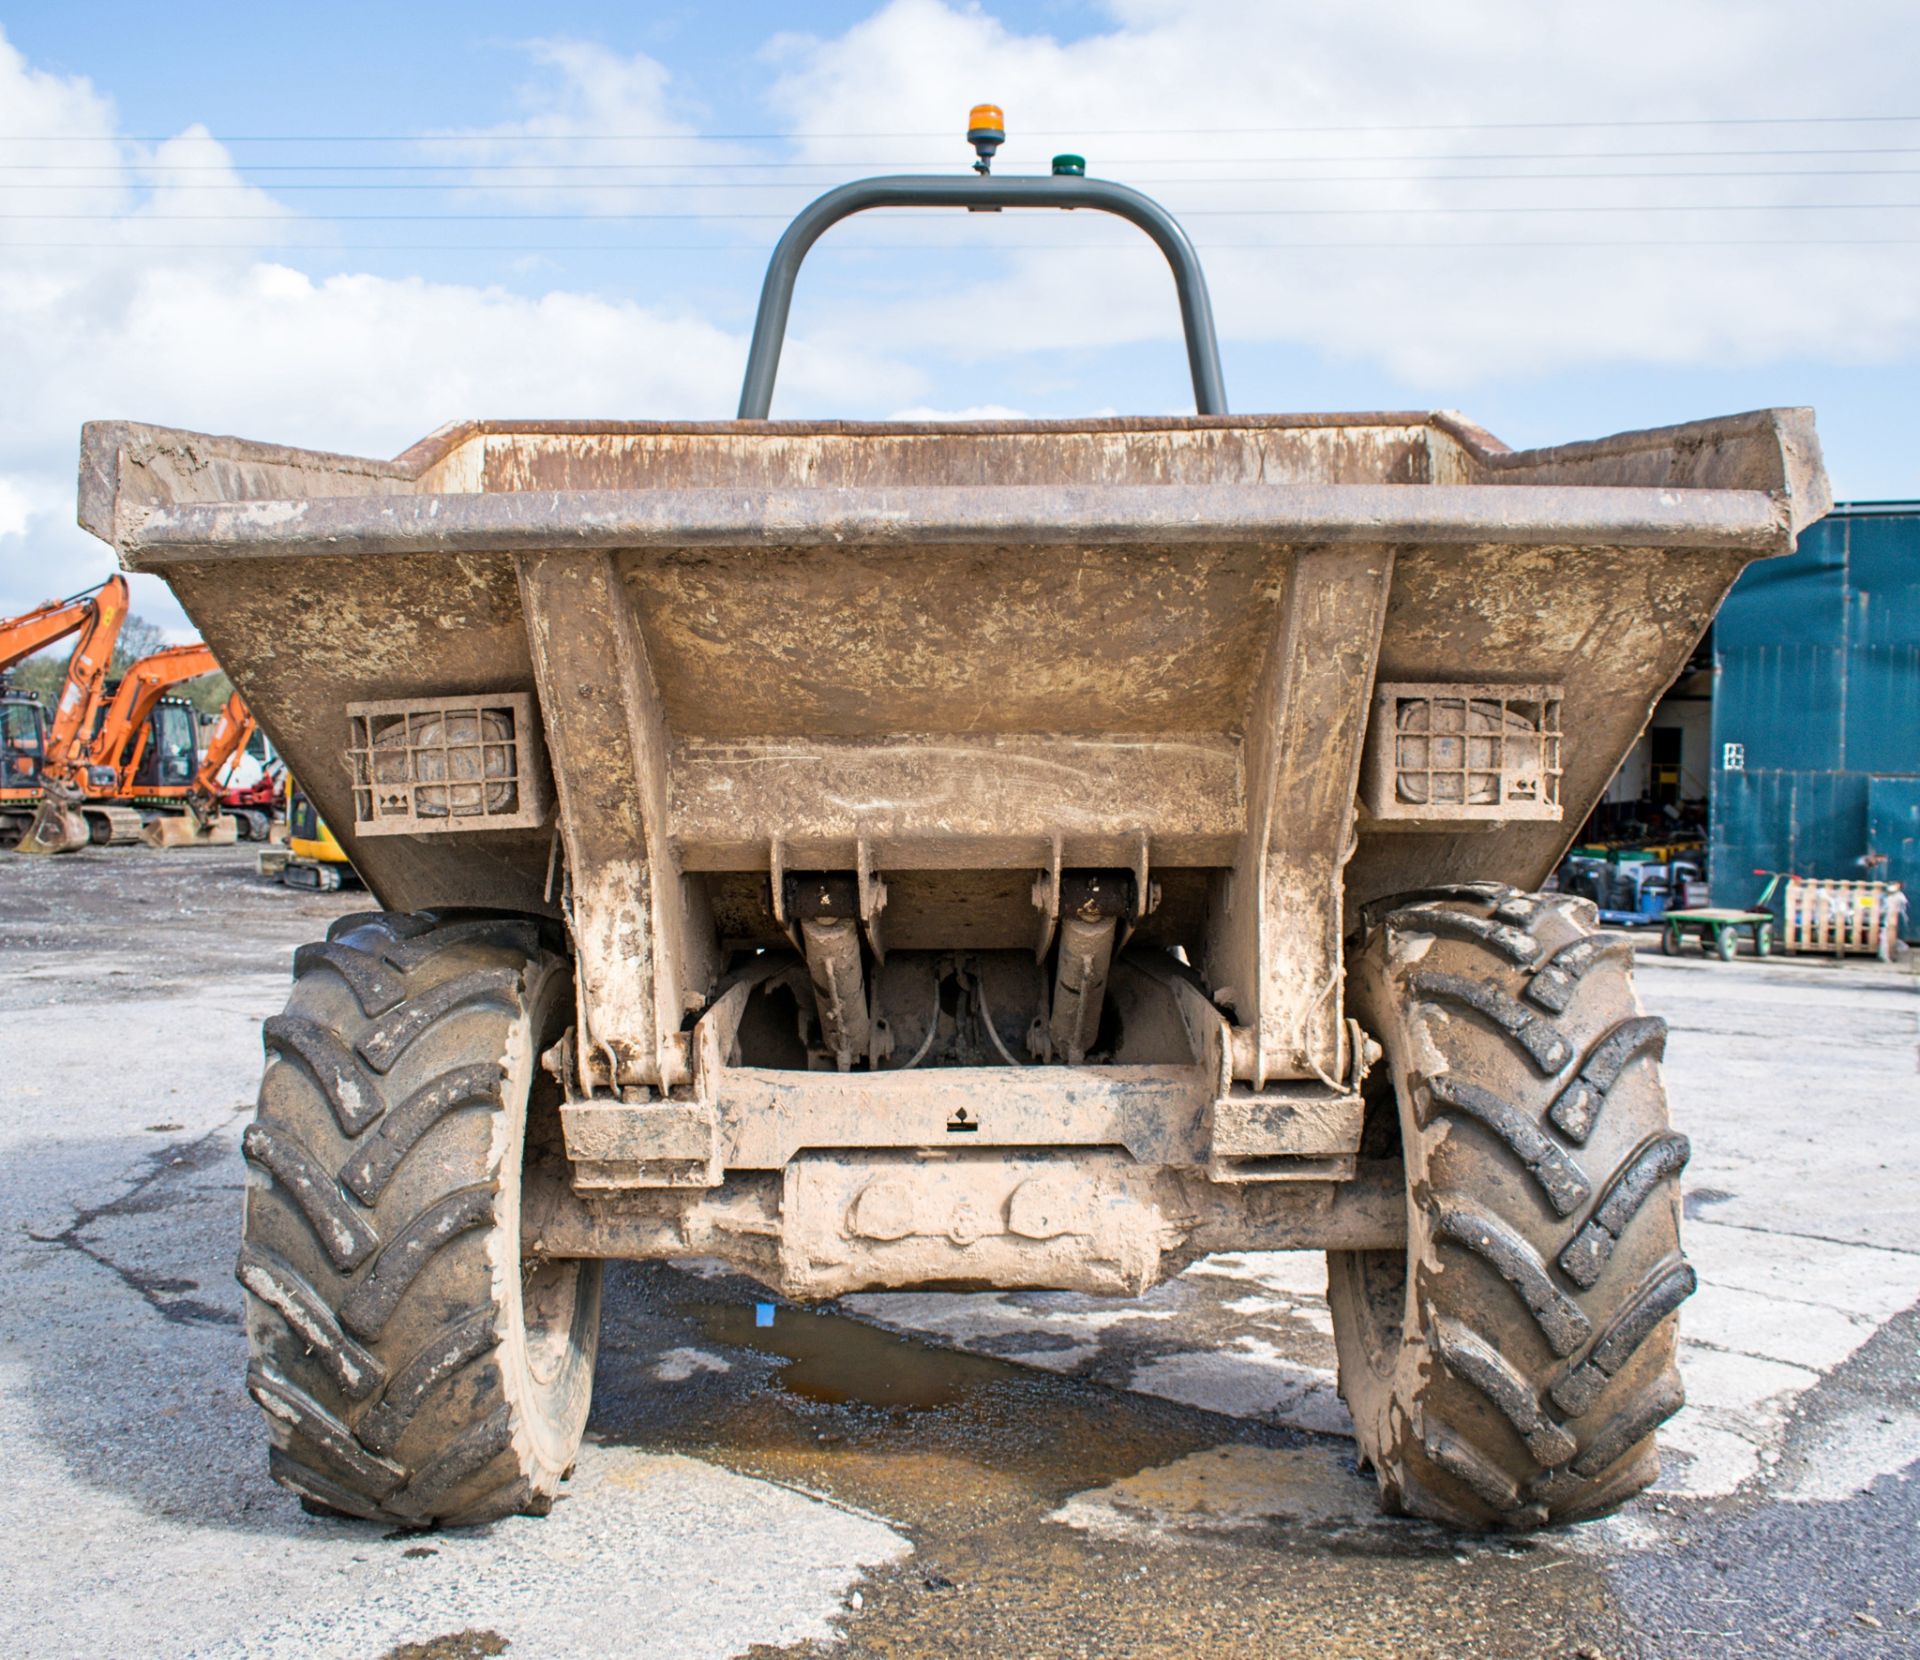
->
1329, 885, 1693, 1530
236, 910, 600, 1527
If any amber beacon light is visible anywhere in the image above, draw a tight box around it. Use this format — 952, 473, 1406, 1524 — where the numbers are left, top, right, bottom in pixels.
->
967, 103, 1006, 172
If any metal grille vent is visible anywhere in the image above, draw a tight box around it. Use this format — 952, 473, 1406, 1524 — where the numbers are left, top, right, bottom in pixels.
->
347, 692, 549, 836
1361, 683, 1563, 823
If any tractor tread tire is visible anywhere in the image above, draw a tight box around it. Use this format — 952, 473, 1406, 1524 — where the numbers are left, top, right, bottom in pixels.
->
237, 910, 599, 1528
1330, 885, 1693, 1531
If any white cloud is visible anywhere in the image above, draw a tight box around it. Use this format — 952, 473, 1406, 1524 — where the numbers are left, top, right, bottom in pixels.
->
427, 39, 779, 230
764, 0, 1920, 385
0, 478, 31, 541
429, 40, 700, 208
0, 28, 914, 627
5, 5, 1917, 630
885, 402, 1031, 420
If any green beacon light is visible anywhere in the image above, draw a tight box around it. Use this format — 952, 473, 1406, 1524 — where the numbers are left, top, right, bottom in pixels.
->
1051, 153, 1086, 177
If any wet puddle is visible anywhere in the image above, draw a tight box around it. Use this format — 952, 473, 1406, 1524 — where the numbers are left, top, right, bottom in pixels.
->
588, 1265, 1640, 1660
686, 1297, 1027, 1409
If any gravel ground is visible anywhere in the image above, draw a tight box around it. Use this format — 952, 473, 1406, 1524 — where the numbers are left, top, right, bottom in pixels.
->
1, 844, 1915, 1658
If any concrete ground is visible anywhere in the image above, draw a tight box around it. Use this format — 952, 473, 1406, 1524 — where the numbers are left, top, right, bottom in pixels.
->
2, 845, 1916, 1659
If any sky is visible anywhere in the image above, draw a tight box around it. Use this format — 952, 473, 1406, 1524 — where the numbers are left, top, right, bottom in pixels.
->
2, 0, 1918, 634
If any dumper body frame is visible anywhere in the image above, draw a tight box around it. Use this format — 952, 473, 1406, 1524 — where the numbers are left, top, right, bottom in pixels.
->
79, 165, 1829, 1532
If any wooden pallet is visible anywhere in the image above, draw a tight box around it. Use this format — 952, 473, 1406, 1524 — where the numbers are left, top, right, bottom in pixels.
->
1783, 878, 1887, 955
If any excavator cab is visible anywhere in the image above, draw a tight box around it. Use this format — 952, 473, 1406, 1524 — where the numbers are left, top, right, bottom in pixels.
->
2, 685, 46, 783
1, 683, 49, 846
129, 697, 199, 790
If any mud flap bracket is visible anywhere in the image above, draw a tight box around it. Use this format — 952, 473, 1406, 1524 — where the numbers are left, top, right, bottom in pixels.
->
1128, 949, 1367, 1181
561, 1098, 721, 1190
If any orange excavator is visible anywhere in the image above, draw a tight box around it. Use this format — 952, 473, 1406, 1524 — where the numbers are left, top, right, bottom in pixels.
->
19, 641, 256, 853
147, 683, 260, 848
1, 576, 129, 847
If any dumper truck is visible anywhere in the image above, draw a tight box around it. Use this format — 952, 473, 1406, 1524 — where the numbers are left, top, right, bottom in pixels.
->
75, 138, 1830, 1533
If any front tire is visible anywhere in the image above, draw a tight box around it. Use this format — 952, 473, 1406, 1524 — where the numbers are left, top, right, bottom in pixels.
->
1329, 885, 1693, 1530
236, 910, 601, 1527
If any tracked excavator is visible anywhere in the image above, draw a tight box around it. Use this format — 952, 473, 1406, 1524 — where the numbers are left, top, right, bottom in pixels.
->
0, 577, 129, 847
143, 683, 259, 848
17, 641, 253, 852
282, 773, 355, 887
0, 682, 47, 846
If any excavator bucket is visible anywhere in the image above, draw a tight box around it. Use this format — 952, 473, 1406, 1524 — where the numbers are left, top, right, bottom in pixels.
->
142, 811, 239, 848
15, 798, 143, 853
15, 797, 91, 854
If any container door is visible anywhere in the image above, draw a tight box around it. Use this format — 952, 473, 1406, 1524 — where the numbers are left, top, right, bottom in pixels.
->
1867, 778, 1920, 940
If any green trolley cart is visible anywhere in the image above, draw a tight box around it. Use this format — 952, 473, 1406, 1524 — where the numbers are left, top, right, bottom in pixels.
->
1661, 873, 1782, 961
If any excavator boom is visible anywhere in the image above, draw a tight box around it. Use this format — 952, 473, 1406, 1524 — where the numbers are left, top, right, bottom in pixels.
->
187, 688, 257, 820
0, 577, 126, 675
3, 576, 129, 775
80, 642, 219, 788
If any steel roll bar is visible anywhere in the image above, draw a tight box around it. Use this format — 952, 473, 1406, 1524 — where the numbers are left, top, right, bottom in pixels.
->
737, 174, 1228, 419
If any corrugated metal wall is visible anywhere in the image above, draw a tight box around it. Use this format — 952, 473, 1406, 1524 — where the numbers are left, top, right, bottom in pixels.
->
1711, 502, 1920, 937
